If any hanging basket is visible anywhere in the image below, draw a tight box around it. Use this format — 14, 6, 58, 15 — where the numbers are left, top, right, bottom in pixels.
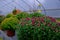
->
12, 9, 21, 15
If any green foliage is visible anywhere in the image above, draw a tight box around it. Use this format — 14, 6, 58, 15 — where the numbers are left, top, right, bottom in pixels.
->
29, 12, 44, 17
16, 12, 44, 20
1, 17, 19, 30
16, 12, 30, 20
6, 13, 15, 18
17, 24, 60, 40
0, 15, 5, 23
56, 18, 60, 21
12, 9, 17, 15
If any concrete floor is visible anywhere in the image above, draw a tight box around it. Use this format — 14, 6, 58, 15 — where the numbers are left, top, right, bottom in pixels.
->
0, 30, 17, 40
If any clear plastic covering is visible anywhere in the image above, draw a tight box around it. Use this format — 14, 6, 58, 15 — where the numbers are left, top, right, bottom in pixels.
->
0, 0, 60, 18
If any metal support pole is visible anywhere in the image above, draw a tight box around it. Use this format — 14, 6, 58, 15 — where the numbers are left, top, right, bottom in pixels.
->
36, 0, 47, 16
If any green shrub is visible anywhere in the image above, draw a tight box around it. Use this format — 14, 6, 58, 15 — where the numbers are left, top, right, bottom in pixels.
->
6, 13, 15, 18
0, 15, 5, 23
16, 12, 30, 20
1, 17, 19, 30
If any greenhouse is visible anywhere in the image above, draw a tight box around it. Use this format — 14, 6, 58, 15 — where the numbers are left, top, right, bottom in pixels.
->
0, 0, 60, 40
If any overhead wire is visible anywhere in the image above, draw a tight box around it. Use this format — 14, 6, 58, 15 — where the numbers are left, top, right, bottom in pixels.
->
14, 1, 26, 11
0, 0, 26, 11
36, 0, 47, 23
21, 0, 32, 11
41, 8, 60, 11
0, 0, 14, 10
33, 0, 36, 11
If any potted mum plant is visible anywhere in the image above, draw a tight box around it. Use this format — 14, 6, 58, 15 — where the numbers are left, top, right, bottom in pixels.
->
17, 17, 60, 40
17, 12, 60, 40
1, 17, 19, 37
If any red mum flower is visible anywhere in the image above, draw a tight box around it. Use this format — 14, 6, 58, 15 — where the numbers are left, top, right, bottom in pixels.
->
26, 17, 30, 21
40, 17, 44, 22
47, 16, 56, 22
57, 22, 60, 26
51, 18, 56, 22
48, 23, 51, 26
32, 18, 35, 25
37, 23, 40, 26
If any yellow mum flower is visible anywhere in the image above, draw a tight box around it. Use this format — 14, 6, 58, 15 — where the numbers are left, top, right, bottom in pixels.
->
37, 10, 42, 12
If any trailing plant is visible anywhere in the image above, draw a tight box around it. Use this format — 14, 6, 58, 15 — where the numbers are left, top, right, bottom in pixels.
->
1, 17, 19, 30
0, 15, 5, 23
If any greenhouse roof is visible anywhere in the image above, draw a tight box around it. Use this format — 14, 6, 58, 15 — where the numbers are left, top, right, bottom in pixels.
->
0, 0, 60, 18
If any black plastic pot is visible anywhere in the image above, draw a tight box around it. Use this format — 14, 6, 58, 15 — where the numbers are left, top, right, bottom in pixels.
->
6, 30, 15, 37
